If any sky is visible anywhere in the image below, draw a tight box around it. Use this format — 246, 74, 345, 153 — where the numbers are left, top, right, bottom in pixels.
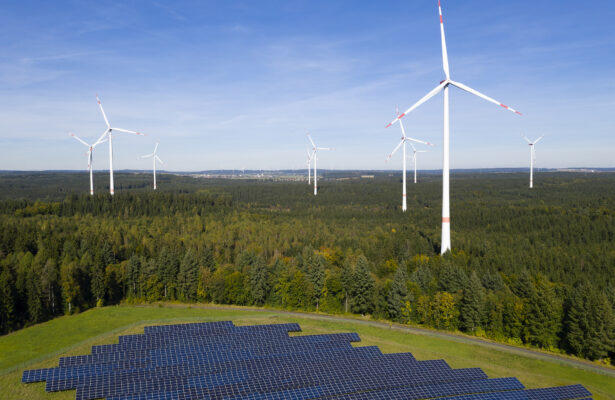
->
0, 0, 614, 171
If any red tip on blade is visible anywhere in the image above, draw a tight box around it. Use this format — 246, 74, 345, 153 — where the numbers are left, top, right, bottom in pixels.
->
438, 0, 441, 7
385, 123, 392, 128
515, 111, 523, 116
398, 113, 406, 118
440, 15, 443, 23
500, 103, 509, 110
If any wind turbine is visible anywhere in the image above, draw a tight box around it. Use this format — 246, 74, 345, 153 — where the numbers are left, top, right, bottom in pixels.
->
409, 142, 428, 184
139, 142, 164, 190
523, 136, 543, 189
69, 133, 107, 195
385, 0, 522, 254
307, 133, 331, 196
306, 148, 315, 185
94, 95, 147, 195
386, 107, 434, 212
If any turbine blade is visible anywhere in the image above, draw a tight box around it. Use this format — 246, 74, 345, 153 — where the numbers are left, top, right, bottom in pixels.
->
154, 142, 159, 154
113, 127, 147, 136
140, 153, 154, 159
523, 136, 532, 144
307, 133, 316, 148
449, 80, 522, 115
438, 0, 450, 79
96, 95, 111, 128
406, 136, 435, 146
69, 132, 90, 147
93, 129, 110, 146
317, 147, 331, 151
385, 81, 447, 128
533, 136, 544, 144
155, 155, 164, 164
386, 140, 404, 161
410, 142, 417, 152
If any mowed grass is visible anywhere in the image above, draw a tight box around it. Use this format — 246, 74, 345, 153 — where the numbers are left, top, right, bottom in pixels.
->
1, 304, 613, 400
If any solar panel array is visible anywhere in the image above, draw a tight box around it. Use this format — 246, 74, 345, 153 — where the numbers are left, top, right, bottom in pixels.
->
22, 321, 592, 400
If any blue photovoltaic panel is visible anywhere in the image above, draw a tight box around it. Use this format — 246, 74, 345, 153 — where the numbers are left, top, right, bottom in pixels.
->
22, 320, 593, 400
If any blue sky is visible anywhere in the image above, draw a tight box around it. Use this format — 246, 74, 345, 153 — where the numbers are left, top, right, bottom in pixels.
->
1, 0, 614, 171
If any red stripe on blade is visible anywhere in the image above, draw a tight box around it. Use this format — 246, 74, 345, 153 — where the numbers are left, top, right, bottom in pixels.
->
500, 103, 509, 109
398, 113, 406, 118
440, 15, 443, 23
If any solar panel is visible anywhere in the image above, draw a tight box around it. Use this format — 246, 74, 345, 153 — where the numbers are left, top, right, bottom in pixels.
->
22, 320, 593, 400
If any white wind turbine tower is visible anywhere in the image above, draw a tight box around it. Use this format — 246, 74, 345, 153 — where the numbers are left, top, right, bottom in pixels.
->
307, 133, 331, 196
94, 95, 147, 195
69, 133, 107, 195
385, 107, 434, 211
385, 0, 522, 254
523, 136, 543, 189
139, 142, 164, 190
409, 142, 428, 184
306, 148, 315, 184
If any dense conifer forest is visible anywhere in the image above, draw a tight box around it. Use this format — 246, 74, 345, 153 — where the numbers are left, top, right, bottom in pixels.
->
0, 171, 614, 364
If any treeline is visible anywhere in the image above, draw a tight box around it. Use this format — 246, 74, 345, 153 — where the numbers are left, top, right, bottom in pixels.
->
1, 172, 614, 365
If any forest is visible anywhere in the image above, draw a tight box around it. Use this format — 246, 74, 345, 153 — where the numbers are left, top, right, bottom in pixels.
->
0, 170, 614, 365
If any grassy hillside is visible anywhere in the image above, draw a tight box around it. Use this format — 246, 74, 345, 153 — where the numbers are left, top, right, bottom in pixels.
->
1, 304, 613, 400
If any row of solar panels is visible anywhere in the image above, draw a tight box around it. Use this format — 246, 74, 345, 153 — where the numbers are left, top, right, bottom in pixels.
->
23, 320, 592, 400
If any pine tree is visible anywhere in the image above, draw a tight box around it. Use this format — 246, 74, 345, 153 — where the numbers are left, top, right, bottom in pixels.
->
459, 271, 485, 332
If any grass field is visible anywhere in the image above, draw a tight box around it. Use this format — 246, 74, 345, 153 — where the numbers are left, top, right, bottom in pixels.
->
1, 304, 613, 400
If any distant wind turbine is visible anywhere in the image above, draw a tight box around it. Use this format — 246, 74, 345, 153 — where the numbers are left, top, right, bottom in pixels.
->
94, 95, 147, 195
69, 132, 107, 195
386, 107, 434, 212
139, 142, 164, 190
385, 0, 522, 254
409, 142, 428, 184
307, 133, 331, 196
523, 136, 543, 189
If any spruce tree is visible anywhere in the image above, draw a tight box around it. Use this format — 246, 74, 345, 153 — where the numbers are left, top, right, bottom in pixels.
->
0, 266, 15, 333
387, 265, 408, 321
459, 271, 485, 332
308, 255, 326, 310
178, 250, 199, 302
351, 255, 374, 315
525, 276, 561, 348
248, 254, 270, 306
125, 255, 141, 298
